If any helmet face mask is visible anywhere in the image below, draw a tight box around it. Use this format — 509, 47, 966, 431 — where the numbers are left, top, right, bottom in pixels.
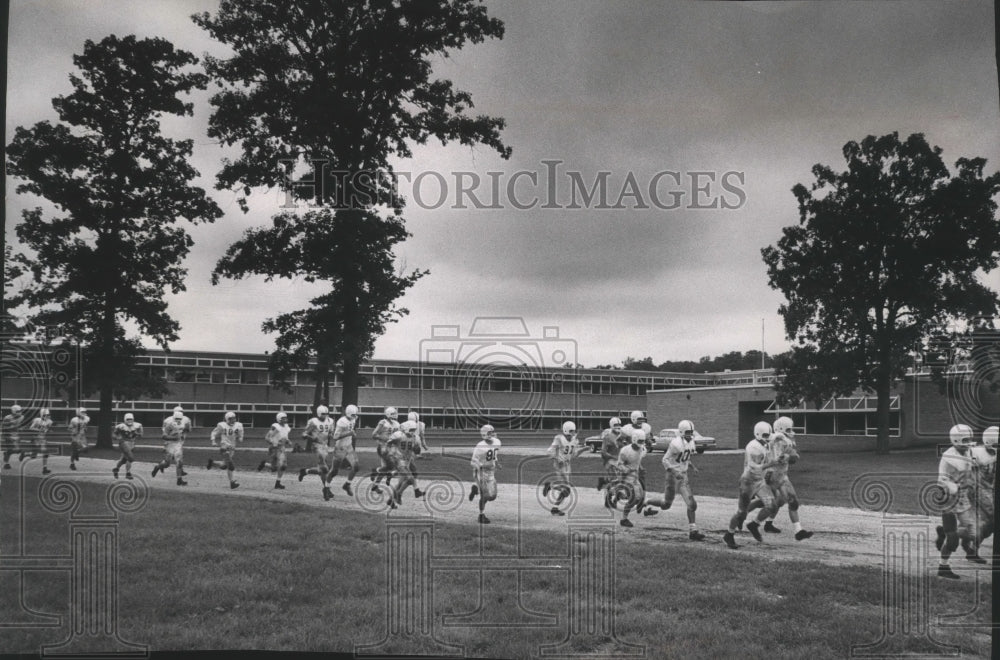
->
773, 416, 795, 437
480, 424, 495, 441
345, 404, 359, 419
277, 413, 288, 423
124, 413, 135, 424
12, 405, 23, 414
678, 419, 695, 440
609, 416, 622, 431
317, 405, 329, 418
225, 412, 236, 423
384, 406, 398, 420
629, 410, 645, 425
949, 424, 974, 451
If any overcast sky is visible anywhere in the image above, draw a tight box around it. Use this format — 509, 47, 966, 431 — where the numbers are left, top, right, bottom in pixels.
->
6, 1, 1000, 368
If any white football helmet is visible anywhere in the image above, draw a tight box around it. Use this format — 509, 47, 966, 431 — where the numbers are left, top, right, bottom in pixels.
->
949, 424, 974, 448
124, 413, 135, 423
40, 408, 50, 417
401, 420, 417, 435
172, 406, 183, 419
983, 426, 998, 450
11, 404, 22, 414
225, 412, 236, 422
384, 406, 398, 420
630, 410, 645, 425
480, 424, 496, 440
630, 429, 647, 445
609, 416, 622, 428
754, 421, 773, 442
276, 412, 288, 422
407, 411, 419, 422
562, 421, 577, 435
345, 404, 359, 419
77, 407, 88, 416
773, 416, 795, 437
316, 405, 329, 417
678, 419, 695, 434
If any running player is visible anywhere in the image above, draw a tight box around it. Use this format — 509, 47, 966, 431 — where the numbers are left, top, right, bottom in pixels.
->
112, 413, 142, 480
470, 424, 501, 524
644, 420, 706, 541
153, 406, 191, 485
597, 416, 627, 491
388, 421, 424, 505
370, 406, 400, 484
407, 411, 430, 458
258, 412, 292, 489
321, 404, 360, 500
935, 424, 983, 578
723, 421, 779, 549
753, 416, 813, 540
207, 412, 243, 489
24, 408, 54, 474
2, 404, 26, 469
613, 429, 654, 527
542, 421, 588, 516
298, 406, 336, 498
67, 407, 90, 471
620, 410, 653, 488
965, 425, 997, 563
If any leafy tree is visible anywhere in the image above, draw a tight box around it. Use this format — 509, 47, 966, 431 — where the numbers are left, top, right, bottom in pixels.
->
194, 0, 510, 412
921, 316, 1000, 430
762, 133, 1000, 453
6, 35, 222, 446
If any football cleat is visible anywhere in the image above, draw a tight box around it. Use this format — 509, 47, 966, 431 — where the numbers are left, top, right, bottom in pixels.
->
596, 477, 606, 491
414, 489, 424, 499
152, 465, 160, 477
764, 521, 781, 534
112, 468, 119, 479
42, 467, 52, 475
965, 553, 988, 565
206, 459, 214, 471
643, 508, 659, 517
181, 470, 189, 477
177, 478, 187, 486
298, 468, 306, 482
69, 463, 77, 471
723, 532, 738, 549
125, 473, 133, 480
342, 482, 353, 496
619, 518, 633, 528
747, 521, 763, 542
478, 513, 491, 524
551, 507, 565, 516
257, 460, 266, 472
322, 487, 332, 501
230, 481, 239, 489
274, 481, 286, 490
794, 530, 814, 541
689, 530, 706, 541
937, 565, 960, 580
18, 452, 26, 462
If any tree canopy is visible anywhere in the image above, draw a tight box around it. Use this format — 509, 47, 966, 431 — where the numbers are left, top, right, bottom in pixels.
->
762, 132, 1000, 452
5, 35, 221, 445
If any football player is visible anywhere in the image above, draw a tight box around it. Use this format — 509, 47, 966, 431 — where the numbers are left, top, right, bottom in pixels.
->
407, 411, 430, 458
67, 407, 90, 471
753, 416, 813, 541
25, 408, 54, 474
112, 413, 142, 480
964, 425, 997, 563
597, 416, 627, 491
723, 421, 780, 549
470, 424, 501, 524
935, 424, 983, 578
154, 406, 191, 485
2, 404, 26, 469
298, 405, 336, 498
323, 404, 360, 499
612, 429, 654, 527
543, 421, 588, 516
207, 412, 243, 489
370, 406, 400, 485
644, 420, 706, 541
620, 410, 653, 487
387, 421, 424, 505
258, 412, 292, 489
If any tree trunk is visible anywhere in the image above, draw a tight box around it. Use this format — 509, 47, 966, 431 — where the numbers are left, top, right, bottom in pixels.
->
874, 367, 892, 455
341, 352, 361, 420
97, 380, 114, 449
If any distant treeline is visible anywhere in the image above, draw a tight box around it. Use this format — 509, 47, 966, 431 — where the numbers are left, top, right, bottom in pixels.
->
594, 350, 792, 373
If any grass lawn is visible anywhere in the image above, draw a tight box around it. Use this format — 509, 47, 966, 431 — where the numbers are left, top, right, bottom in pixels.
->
0, 477, 991, 658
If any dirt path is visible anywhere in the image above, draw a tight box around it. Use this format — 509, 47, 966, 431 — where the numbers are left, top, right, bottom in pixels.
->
6, 454, 992, 581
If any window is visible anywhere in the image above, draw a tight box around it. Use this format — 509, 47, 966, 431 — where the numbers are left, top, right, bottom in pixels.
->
243, 370, 268, 385
196, 371, 211, 383
389, 375, 411, 389
170, 369, 194, 383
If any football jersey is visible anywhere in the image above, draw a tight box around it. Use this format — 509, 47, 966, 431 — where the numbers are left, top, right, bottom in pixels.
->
938, 447, 976, 495
741, 439, 768, 479
211, 421, 244, 448
69, 414, 90, 440
548, 434, 579, 462
662, 436, 697, 472
600, 429, 626, 460
30, 417, 53, 437
971, 445, 996, 484
161, 416, 191, 441
373, 418, 400, 444
333, 416, 356, 445
267, 422, 292, 447
764, 433, 797, 481
303, 416, 335, 445
472, 439, 501, 470
114, 422, 143, 442
621, 423, 652, 446
2, 413, 25, 431
617, 443, 647, 475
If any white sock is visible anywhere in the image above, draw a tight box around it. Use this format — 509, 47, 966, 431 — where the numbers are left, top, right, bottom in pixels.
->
794, 522, 803, 533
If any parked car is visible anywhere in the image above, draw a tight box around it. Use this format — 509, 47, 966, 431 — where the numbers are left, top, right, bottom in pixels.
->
655, 428, 717, 453
584, 435, 604, 453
